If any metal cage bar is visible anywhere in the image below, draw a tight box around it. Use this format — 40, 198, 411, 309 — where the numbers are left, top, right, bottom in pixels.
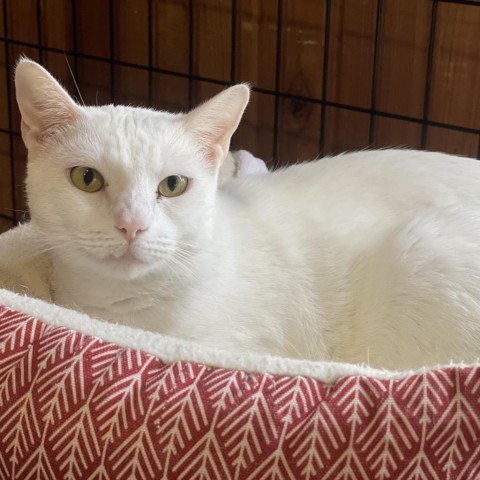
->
421, 0, 439, 150
71, 0, 78, 79
271, 0, 284, 168
229, 0, 238, 150
188, 0, 194, 109
109, 0, 116, 103
439, 0, 480, 6
36, 0, 43, 64
318, 0, 332, 158
368, 0, 384, 147
2, 0, 16, 224
230, 0, 237, 85
147, 0, 154, 106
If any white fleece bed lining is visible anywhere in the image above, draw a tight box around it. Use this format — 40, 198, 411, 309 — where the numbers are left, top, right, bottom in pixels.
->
0, 287, 464, 383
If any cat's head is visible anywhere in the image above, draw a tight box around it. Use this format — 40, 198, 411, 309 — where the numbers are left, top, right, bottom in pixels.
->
15, 59, 249, 278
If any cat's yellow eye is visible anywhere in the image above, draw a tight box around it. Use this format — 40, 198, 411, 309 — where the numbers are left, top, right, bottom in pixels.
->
70, 166, 105, 193
158, 175, 188, 198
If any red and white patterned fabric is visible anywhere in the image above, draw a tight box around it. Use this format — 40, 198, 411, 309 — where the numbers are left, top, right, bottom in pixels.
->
1, 305, 480, 480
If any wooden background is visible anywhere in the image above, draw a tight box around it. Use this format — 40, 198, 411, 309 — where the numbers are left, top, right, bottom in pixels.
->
0, 0, 480, 233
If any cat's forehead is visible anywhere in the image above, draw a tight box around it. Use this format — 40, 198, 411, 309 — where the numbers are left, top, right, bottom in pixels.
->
77, 105, 191, 169
85, 105, 181, 138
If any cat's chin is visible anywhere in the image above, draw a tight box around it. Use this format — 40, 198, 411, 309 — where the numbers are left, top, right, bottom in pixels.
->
103, 251, 164, 278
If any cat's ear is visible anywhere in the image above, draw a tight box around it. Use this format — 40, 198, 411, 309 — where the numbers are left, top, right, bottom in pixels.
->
15, 58, 82, 150
183, 84, 250, 167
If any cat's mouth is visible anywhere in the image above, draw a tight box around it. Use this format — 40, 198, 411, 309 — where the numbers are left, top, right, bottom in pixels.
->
78, 240, 176, 270
106, 249, 147, 264
105, 244, 174, 266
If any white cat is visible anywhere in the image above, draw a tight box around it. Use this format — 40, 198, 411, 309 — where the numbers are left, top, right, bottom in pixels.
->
15, 59, 480, 370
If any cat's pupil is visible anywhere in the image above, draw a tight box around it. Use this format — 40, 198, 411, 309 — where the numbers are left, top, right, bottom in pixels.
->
167, 176, 177, 191
83, 169, 94, 186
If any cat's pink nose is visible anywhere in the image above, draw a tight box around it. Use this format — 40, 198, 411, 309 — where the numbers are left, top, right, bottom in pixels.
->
115, 220, 148, 243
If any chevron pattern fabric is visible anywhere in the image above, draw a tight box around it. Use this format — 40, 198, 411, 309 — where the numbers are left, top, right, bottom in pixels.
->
1, 306, 480, 479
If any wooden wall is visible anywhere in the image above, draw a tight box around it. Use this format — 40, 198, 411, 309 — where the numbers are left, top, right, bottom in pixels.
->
1, 0, 480, 232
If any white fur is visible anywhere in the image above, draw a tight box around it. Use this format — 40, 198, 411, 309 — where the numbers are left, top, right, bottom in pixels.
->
15, 60, 480, 370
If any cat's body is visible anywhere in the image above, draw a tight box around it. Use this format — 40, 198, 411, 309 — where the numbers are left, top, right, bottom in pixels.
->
51, 150, 480, 369
14, 60, 480, 370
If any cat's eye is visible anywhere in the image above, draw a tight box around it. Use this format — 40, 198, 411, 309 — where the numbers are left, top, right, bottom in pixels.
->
70, 166, 105, 193
158, 175, 188, 198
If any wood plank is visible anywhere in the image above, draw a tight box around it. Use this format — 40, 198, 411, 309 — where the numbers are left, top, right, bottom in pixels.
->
191, 79, 223, 106
41, 0, 74, 50
76, 58, 111, 106
0, 217, 13, 233
12, 135, 27, 217
235, 0, 278, 89
115, 0, 148, 65
0, 41, 9, 130
194, 0, 231, 81
0, 132, 12, 219
426, 127, 479, 159
6, 0, 37, 43
76, 0, 110, 58
277, 98, 321, 166
276, 0, 326, 166
0, 0, 4, 37
153, 73, 189, 112
114, 65, 149, 107
152, 0, 190, 73
377, 0, 432, 118
429, 3, 480, 130
281, 0, 325, 99
374, 117, 422, 149
324, 108, 370, 155
327, 0, 377, 108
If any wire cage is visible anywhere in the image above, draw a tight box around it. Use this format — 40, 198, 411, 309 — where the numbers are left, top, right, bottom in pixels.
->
0, 0, 479, 233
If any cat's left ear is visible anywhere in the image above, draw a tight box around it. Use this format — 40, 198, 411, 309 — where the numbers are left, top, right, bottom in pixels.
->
15, 58, 82, 150
183, 84, 250, 168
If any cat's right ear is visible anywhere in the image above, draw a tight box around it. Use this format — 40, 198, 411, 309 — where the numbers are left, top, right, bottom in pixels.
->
183, 84, 250, 169
15, 59, 82, 150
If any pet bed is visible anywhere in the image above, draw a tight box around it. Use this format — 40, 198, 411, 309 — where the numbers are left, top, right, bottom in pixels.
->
0, 224, 479, 479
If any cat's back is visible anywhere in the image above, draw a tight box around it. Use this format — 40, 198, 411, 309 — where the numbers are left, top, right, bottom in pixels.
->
224, 149, 480, 225
218, 148, 480, 259
215, 149, 480, 366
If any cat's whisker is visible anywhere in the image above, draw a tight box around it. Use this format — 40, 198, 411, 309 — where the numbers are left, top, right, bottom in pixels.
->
176, 240, 199, 250
64, 54, 85, 106
174, 247, 194, 261
156, 257, 181, 281
165, 253, 189, 273
2, 207, 28, 214
77, 233, 116, 240
166, 252, 195, 279
172, 247, 196, 266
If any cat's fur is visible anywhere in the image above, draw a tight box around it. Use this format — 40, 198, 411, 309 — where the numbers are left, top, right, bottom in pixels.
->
15, 59, 480, 370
